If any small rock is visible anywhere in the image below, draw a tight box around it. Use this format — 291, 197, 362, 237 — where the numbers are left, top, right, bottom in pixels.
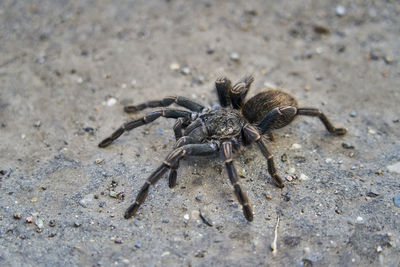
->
74, 222, 81, 228
26, 216, 34, 223
214, 237, 223, 243
13, 213, 22, 219
377, 245, 383, 253
383, 56, 393, 65
356, 216, 363, 223
84, 127, 94, 133
184, 214, 190, 220
195, 195, 203, 202
114, 238, 123, 244
349, 110, 357, 117
195, 250, 207, 258
34, 120, 41, 128
162, 219, 169, 223
106, 97, 117, 106
281, 153, 288, 162
375, 170, 383, 175
368, 128, 376, 134
335, 5, 346, 16
170, 63, 180, 71
342, 142, 355, 149
393, 193, 400, 208
135, 243, 141, 248
181, 66, 190, 75
325, 158, 333, 164
286, 175, 293, 182
95, 158, 104, 164
35, 218, 44, 229
291, 143, 302, 149
229, 52, 240, 62
387, 162, 400, 174
313, 25, 330, 35
206, 47, 215, 54
48, 220, 56, 227
299, 173, 310, 181
366, 190, 379, 197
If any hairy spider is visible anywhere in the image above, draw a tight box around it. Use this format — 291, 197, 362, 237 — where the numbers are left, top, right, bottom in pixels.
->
98, 75, 346, 221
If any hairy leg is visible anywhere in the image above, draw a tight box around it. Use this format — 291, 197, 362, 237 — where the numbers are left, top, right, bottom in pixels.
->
98, 109, 192, 148
222, 141, 253, 221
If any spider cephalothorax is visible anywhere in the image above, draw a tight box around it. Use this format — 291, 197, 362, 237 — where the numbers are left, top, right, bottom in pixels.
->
99, 75, 346, 221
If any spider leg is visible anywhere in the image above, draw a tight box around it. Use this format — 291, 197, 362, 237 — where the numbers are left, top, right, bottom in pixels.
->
173, 117, 190, 140
243, 124, 285, 188
124, 96, 205, 113
222, 141, 253, 221
229, 75, 254, 109
215, 76, 232, 107
296, 108, 347, 135
168, 136, 199, 188
257, 106, 298, 135
98, 108, 192, 148
124, 142, 219, 219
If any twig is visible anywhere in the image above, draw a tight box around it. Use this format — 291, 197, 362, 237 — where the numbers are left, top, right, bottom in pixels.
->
270, 214, 280, 256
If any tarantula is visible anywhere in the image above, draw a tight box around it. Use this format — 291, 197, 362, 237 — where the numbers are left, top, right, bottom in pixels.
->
98, 75, 346, 221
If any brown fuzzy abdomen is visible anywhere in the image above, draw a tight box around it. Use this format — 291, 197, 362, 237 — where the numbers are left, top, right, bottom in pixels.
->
242, 90, 298, 123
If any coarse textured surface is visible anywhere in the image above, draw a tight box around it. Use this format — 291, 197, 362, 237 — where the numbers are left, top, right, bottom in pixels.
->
1, 0, 400, 266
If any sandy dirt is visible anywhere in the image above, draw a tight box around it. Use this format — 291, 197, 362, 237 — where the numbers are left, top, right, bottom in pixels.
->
1, 0, 400, 266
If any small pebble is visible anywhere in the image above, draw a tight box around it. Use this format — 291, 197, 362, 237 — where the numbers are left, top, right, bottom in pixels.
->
26, 216, 34, 223
387, 162, 400, 174
286, 175, 293, 182
281, 153, 288, 162
377, 245, 383, 253
384, 56, 393, 65
366, 190, 379, 197
76, 77, 83, 84
375, 170, 383, 175
170, 63, 180, 71
335, 5, 346, 16
393, 193, 400, 208
49, 220, 56, 227
299, 173, 310, 181
34, 120, 41, 128
162, 219, 169, 223
181, 66, 190, 75
229, 52, 240, 62
195, 195, 203, 202
114, 238, 123, 244
214, 237, 223, 243
325, 158, 333, 164
291, 143, 302, 149
356, 216, 363, 223
368, 128, 376, 134
13, 213, 22, 219
95, 158, 104, 164
342, 142, 354, 149
135, 243, 141, 248
35, 218, 44, 229
349, 110, 357, 117
74, 222, 82, 228
184, 214, 190, 220
106, 97, 117, 106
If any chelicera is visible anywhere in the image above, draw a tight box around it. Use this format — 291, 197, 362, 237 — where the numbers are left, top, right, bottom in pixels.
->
98, 75, 346, 221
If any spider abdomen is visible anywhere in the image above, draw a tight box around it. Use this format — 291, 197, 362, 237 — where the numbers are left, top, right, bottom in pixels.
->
242, 90, 298, 124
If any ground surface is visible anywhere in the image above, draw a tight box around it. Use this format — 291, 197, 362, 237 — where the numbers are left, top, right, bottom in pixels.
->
1, 0, 400, 266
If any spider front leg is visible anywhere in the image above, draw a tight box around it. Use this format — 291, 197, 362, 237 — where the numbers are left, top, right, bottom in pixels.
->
124, 96, 205, 113
98, 109, 192, 148
215, 76, 232, 107
124, 143, 218, 219
243, 124, 285, 188
222, 141, 253, 221
296, 108, 347, 135
229, 75, 254, 109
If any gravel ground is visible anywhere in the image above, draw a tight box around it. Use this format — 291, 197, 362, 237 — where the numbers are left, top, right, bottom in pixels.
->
1, 0, 400, 266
